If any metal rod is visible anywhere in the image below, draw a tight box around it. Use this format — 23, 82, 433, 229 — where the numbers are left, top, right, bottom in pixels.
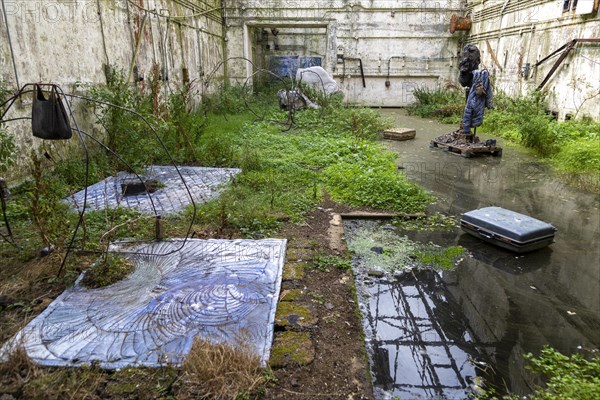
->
0, 0, 20, 89
538, 40, 577, 90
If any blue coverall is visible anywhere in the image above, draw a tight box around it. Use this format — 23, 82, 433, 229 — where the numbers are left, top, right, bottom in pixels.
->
463, 69, 493, 134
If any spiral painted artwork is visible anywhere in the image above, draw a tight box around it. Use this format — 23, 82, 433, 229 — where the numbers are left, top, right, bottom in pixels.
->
1, 239, 286, 368
67, 166, 240, 215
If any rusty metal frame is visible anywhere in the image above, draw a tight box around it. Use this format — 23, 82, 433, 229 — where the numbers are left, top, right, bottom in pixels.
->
535, 38, 600, 90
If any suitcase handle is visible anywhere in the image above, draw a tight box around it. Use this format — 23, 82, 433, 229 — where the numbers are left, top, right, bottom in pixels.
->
476, 228, 494, 240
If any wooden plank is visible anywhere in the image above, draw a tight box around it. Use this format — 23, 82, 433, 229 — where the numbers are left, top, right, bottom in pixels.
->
383, 128, 416, 141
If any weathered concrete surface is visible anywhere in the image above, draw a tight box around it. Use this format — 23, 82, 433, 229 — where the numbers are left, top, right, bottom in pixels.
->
222, 0, 462, 106
0, 0, 225, 174
467, 0, 600, 120
328, 213, 346, 254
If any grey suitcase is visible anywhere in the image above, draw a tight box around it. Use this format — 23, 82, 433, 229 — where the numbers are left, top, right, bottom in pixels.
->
460, 207, 557, 253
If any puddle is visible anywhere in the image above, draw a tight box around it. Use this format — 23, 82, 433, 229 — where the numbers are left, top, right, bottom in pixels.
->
68, 166, 240, 214
346, 220, 487, 399
1, 238, 286, 368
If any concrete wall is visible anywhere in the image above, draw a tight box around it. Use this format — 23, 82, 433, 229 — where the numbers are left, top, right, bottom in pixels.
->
0, 0, 225, 175
222, 0, 463, 106
467, 0, 600, 120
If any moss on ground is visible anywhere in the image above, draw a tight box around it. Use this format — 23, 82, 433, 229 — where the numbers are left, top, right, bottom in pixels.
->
274, 302, 317, 329
282, 262, 306, 281
269, 331, 315, 369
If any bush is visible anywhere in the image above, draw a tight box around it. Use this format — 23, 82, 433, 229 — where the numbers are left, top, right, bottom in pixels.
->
406, 86, 465, 121
519, 114, 556, 156
525, 347, 600, 400
479, 91, 600, 192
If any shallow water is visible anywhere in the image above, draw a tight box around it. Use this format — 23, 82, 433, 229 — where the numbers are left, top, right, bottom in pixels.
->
345, 220, 487, 400
350, 110, 600, 398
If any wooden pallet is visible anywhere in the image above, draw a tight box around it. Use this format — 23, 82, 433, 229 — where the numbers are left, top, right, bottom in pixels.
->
383, 128, 416, 141
430, 139, 502, 158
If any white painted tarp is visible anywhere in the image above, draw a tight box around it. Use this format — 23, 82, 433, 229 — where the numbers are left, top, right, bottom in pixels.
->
1, 238, 286, 368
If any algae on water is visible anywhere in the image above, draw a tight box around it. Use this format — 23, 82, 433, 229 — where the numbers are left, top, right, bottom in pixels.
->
347, 226, 465, 273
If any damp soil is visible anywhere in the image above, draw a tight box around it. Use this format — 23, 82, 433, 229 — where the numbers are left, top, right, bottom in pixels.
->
263, 198, 375, 400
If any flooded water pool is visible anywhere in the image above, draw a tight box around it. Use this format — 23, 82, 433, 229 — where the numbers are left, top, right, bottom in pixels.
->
345, 220, 488, 399
348, 110, 600, 398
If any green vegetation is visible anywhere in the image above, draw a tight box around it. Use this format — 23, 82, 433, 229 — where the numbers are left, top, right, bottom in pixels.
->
406, 86, 465, 124
1, 68, 433, 399
408, 87, 600, 192
413, 246, 465, 270
524, 346, 600, 400
191, 99, 431, 235
0, 79, 15, 174
81, 255, 135, 289
312, 253, 352, 272
0, 129, 15, 174
481, 92, 600, 192
473, 347, 600, 400
3, 66, 432, 255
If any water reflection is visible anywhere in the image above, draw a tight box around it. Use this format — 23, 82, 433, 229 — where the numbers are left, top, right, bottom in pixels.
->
363, 269, 484, 399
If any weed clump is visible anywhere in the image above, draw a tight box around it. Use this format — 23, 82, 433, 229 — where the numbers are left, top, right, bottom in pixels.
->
0, 346, 40, 386
523, 346, 600, 400
311, 253, 352, 272
81, 255, 134, 289
176, 338, 266, 400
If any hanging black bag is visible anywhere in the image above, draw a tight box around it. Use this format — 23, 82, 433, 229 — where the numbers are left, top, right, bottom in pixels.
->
31, 84, 72, 140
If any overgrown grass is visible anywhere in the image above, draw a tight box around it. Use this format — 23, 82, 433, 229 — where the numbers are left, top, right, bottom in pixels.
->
176, 338, 267, 400
192, 103, 431, 235
480, 92, 600, 192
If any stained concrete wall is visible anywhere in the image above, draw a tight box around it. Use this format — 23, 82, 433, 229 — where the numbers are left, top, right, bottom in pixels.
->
0, 0, 225, 175
467, 0, 600, 120
222, 0, 463, 106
